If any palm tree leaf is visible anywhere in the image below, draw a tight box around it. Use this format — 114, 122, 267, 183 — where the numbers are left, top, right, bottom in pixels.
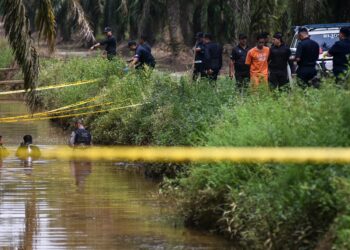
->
36, 0, 57, 53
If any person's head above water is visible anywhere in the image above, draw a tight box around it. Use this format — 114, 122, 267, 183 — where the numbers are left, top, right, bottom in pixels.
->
23, 135, 33, 145
0, 135, 3, 145
74, 119, 84, 128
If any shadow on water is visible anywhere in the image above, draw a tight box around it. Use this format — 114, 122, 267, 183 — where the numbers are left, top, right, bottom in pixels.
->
0, 100, 236, 249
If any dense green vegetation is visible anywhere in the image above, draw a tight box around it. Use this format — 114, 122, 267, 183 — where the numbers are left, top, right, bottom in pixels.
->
35, 56, 350, 248
0, 39, 14, 68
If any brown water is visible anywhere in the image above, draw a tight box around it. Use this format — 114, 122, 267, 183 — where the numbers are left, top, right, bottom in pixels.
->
0, 100, 234, 249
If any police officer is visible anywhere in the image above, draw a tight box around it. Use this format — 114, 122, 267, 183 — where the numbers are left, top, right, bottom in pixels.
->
69, 119, 92, 147
328, 27, 350, 80
268, 32, 291, 90
128, 40, 156, 69
193, 32, 206, 80
230, 34, 250, 90
295, 27, 320, 87
203, 33, 223, 81
90, 27, 117, 60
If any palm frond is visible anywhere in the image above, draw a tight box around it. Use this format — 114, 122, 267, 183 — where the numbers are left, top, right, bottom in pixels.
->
1, 0, 39, 103
68, 0, 96, 43
36, 0, 57, 53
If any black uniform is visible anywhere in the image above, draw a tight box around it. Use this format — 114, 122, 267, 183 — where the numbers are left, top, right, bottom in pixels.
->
204, 42, 223, 81
135, 45, 156, 69
231, 45, 250, 87
328, 38, 350, 78
74, 128, 92, 146
193, 41, 206, 80
100, 35, 117, 60
142, 42, 152, 53
295, 38, 320, 86
268, 44, 291, 89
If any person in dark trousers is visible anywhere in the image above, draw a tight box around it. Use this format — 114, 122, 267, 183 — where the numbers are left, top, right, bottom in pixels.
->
230, 34, 250, 91
128, 40, 156, 69
203, 33, 223, 81
139, 34, 152, 53
90, 27, 117, 60
295, 27, 320, 87
193, 32, 206, 80
268, 32, 292, 90
69, 119, 92, 147
328, 27, 350, 81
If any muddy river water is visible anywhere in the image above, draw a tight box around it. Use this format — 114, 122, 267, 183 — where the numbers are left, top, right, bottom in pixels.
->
0, 100, 234, 249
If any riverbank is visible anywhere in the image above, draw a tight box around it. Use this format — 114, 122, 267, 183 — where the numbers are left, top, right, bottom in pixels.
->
2, 43, 350, 248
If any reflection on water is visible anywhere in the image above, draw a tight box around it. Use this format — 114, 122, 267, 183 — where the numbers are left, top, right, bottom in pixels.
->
0, 100, 234, 249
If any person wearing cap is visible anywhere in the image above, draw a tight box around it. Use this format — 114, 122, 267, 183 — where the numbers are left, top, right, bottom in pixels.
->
295, 27, 320, 87
128, 40, 156, 69
268, 32, 292, 90
328, 27, 350, 80
245, 34, 270, 86
69, 119, 92, 147
230, 34, 250, 91
203, 33, 223, 81
90, 27, 117, 60
193, 32, 206, 80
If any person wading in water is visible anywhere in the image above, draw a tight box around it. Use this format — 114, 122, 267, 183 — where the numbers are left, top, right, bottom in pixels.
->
69, 119, 92, 147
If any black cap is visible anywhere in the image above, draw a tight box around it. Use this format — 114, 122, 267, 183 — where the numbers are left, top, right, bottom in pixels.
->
239, 34, 247, 40
128, 40, 137, 47
340, 27, 350, 37
104, 27, 112, 33
196, 32, 204, 39
273, 32, 283, 40
298, 27, 308, 34
204, 33, 213, 40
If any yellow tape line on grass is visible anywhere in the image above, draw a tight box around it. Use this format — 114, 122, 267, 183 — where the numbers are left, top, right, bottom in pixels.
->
0, 79, 99, 96
32, 147, 350, 164
0, 102, 148, 123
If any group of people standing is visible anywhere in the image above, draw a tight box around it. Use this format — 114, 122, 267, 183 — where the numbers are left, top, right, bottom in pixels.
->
195, 27, 350, 90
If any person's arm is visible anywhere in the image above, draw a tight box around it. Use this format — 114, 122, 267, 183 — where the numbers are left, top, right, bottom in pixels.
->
245, 50, 252, 66
295, 42, 303, 62
90, 42, 101, 50
327, 42, 339, 57
69, 132, 76, 147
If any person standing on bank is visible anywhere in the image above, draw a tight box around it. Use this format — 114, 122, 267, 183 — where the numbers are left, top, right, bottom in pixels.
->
193, 32, 206, 80
128, 41, 156, 69
69, 119, 92, 147
294, 27, 320, 87
268, 32, 292, 90
90, 27, 117, 60
327, 27, 350, 81
203, 33, 223, 81
229, 34, 250, 90
245, 34, 270, 86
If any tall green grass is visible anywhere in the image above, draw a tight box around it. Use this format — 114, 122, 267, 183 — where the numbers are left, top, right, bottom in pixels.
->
39, 56, 350, 248
0, 38, 14, 68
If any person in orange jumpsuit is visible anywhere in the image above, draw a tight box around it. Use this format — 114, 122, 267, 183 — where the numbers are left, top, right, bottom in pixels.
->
246, 34, 270, 86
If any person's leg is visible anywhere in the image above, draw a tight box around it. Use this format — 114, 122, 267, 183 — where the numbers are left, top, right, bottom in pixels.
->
269, 72, 279, 90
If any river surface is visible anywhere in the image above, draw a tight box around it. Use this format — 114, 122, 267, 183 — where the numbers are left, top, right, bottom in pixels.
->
0, 100, 234, 249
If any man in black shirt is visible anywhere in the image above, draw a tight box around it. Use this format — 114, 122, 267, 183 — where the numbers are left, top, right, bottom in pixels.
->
230, 34, 250, 90
295, 27, 320, 87
193, 32, 206, 80
139, 34, 152, 53
90, 27, 117, 60
328, 27, 350, 80
203, 33, 223, 81
128, 41, 156, 69
268, 32, 291, 90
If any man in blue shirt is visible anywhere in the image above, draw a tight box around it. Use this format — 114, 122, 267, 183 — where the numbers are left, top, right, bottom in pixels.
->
295, 27, 320, 87
128, 41, 156, 69
328, 27, 350, 80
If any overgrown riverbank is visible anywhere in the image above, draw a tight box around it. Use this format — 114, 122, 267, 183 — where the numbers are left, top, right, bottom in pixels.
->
31, 56, 350, 248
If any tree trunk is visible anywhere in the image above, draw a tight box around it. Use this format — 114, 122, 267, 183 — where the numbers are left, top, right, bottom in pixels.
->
138, 0, 151, 37
166, 0, 184, 55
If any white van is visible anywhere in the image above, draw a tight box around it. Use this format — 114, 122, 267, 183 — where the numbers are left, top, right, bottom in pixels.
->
290, 23, 350, 71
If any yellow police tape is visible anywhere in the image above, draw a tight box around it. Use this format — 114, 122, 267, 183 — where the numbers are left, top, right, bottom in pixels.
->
14, 146, 350, 164
0, 96, 104, 121
0, 102, 148, 123
0, 79, 99, 96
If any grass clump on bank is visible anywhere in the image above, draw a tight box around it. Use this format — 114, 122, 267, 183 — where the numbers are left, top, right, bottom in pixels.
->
39, 56, 350, 248
0, 38, 14, 68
